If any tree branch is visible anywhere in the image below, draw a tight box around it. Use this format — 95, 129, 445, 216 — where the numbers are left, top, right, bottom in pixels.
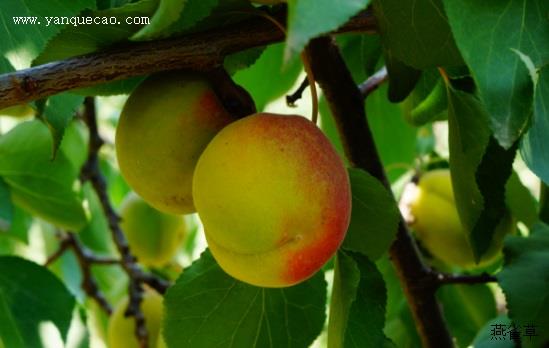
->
286, 77, 309, 107
80, 97, 169, 348
45, 232, 116, 315
285, 65, 388, 107
434, 272, 498, 286
0, 10, 375, 110
307, 37, 454, 348
358, 66, 388, 98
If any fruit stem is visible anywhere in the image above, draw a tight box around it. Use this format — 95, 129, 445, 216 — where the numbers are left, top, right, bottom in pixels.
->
301, 51, 319, 124
229, 8, 319, 123
437, 67, 450, 85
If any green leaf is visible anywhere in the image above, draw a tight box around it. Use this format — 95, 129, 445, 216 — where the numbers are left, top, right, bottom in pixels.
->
373, 0, 463, 69
342, 168, 399, 260
60, 121, 89, 173
131, 0, 186, 40
233, 43, 302, 111
447, 86, 516, 260
521, 66, 549, 184
377, 256, 422, 348
471, 315, 514, 348
365, 84, 417, 182
224, 47, 266, 75
0, 0, 96, 68
285, 0, 371, 63
360, 35, 382, 77
96, 0, 134, 10
0, 256, 75, 348
383, 51, 422, 103
0, 178, 12, 232
33, 0, 158, 65
498, 223, 549, 345
0, 56, 15, 75
38, 93, 85, 156
328, 251, 387, 348
408, 81, 448, 127
438, 284, 497, 347
163, 0, 253, 38
161, 0, 219, 36
0, 121, 87, 231
442, 0, 549, 148
164, 250, 327, 348
2, 206, 32, 244
505, 171, 538, 229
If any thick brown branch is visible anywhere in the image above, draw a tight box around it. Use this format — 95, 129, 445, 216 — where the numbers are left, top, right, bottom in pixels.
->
0, 10, 375, 110
80, 97, 169, 348
307, 37, 454, 348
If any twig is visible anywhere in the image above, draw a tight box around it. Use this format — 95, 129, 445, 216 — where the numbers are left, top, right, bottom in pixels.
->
285, 66, 388, 107
45, 232, 116, 314
0, 10, 375, 110
66, 233, 115, 315
44, 237, 72, 266
286, 77, 309, 107
358, 66, 388, 98
307, 37, 454, 348
80, 97, 169, 348
434, 272, 498, 286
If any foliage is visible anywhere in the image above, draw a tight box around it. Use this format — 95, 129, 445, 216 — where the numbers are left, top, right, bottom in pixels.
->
0, 0, 548, 347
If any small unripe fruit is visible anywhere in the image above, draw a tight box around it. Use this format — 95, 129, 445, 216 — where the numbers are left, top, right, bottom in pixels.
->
120, 193, 186, 268
116, 72, 236, 214
0, 104, 35, 118
108, 288, 165, 348
193, 113, 351, 287
407, 169, 514, 269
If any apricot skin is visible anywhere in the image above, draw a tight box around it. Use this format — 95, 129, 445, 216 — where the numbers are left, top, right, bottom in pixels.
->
120, 193, 186, 268
116, 72, 235, 214
107, 288, 165, 348
408, 169, 514, 269
193, 113, 351, 287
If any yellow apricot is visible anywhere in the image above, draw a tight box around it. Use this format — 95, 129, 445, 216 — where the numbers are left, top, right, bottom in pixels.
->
116, 72, 236, 214
0, 104, 35, 118
408, 169, 514, 269
193, 113, 351, 287
120, 192, 186, 268
107, 288, 164, 348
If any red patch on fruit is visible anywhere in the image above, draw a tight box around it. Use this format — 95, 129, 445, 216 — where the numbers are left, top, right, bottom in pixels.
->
196, 90, 233, 129
283, 189, 351, 284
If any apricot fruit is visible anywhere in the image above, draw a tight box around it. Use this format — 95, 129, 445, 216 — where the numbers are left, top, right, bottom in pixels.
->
108, 288, 165, 348
116, 72, 236, 214
193, 113, 351, 287
0, 104, 35, 118
120, 192, 186, 268
408, 169, 514, 269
